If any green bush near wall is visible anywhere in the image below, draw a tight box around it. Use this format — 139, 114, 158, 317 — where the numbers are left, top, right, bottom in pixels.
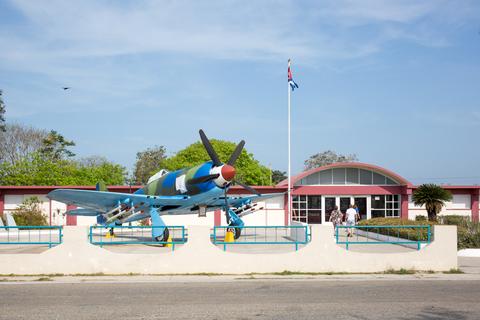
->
359, 217, 480, 249
358, 218, 434, 242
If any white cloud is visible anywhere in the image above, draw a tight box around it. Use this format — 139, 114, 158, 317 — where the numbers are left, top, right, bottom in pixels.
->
3, 0, 476, 66
1, 0, 479, 118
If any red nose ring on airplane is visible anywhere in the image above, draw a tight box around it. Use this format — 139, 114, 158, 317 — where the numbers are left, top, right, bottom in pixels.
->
221, 165, 236, 181
189, 130, 260, 195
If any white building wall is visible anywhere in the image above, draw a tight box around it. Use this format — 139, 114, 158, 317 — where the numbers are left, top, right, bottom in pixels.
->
5, 194, 69, 226
4, 195, 24, 211
50, 200, 67, 226
3, 193, 286, 227
162, 212, 215, 226
408, 194, 472, 220
217, 195, 285, 226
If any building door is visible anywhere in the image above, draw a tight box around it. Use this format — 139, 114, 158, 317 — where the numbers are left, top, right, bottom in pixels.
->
324, 197, 336, 223
307, 195, 322, 224
354, 197, 367, 220
340, 197, 351, 215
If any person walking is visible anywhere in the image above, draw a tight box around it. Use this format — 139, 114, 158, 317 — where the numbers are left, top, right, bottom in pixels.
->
345, 204, 358, 237
353, 204, 361, 221
329, 205, 343, 237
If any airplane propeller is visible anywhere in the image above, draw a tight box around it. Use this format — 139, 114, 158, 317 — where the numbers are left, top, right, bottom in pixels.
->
234, 181, 260, 196
199, 129, 222, 167
191, 129, 260, 223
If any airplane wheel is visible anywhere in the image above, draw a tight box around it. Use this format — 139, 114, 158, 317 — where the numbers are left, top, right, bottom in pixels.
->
228, 226, 241, 240
155, 228, 169, 242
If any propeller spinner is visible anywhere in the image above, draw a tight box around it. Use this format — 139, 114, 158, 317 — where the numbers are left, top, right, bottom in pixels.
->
191, 129, 245, 188
192, 129, 259, 224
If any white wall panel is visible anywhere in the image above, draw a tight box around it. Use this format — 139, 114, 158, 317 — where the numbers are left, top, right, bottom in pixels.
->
446, 194, 471, 209
4, 195, 23, 210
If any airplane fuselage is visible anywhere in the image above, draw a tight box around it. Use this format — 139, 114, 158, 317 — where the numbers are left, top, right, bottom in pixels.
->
143, 161, 217, 196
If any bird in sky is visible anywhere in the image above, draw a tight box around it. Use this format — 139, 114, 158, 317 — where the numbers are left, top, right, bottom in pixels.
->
62, 87, 70, 90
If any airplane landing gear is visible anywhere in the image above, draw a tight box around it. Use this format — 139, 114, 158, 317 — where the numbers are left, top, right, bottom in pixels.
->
105, 227, 115, 238
154, 227, 170, 243
227, 225, 241, 240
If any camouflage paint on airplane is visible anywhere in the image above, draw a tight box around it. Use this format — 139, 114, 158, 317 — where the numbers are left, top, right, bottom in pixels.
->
143, 161, 237, 196
47, 130, 281, 241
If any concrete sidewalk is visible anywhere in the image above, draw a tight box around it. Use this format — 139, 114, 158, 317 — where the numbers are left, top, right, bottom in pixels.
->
1, 271, 479, 284
459, 256, 480, 274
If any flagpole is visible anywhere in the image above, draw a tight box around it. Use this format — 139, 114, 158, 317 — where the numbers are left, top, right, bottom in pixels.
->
287, 60, 292, 225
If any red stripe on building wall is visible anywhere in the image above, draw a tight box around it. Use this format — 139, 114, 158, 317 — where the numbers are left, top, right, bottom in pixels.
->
214, 209, 221, 226
472, 190, 479, 223
66, 205, 77, 226
0, 193, 4, 215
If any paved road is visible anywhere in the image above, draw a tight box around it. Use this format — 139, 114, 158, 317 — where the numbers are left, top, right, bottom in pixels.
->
1, 279, 479, 319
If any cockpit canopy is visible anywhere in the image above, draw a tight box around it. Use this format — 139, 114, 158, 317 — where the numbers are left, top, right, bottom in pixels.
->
147, 169, 169, 184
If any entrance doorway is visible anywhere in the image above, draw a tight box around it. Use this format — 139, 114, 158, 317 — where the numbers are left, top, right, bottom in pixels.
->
324, 197, 336, 223
340, 197, 351, 215
354, 197, 367, 220
321, 195, 371, 223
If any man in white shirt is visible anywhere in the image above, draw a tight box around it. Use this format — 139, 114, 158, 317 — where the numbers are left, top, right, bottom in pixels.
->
345, 204, 359, 237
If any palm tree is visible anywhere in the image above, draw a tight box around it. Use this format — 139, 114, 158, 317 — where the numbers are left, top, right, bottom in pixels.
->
412, 184, 452, 221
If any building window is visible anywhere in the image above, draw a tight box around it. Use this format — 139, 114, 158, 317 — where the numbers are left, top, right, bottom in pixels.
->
292, 195, 307, 223
371, 195, 400, 218
292, 195, 322, 223
297, 168, 399, 186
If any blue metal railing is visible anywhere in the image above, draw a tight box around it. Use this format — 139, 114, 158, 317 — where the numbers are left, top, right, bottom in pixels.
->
89, 225, 186, 251
0, 226, 63, 248
212, 225, 310, 251
335, 225, 431, 250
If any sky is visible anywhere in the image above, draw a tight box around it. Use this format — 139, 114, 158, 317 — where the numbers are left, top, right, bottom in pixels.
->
0, 0, 479, 185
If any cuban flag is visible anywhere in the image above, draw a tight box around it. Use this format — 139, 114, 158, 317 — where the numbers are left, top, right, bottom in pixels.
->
288, 59, 299, 91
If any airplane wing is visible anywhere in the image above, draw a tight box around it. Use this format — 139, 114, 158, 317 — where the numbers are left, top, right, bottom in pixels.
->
207, 193, 285, 209
47, 189, 189, 212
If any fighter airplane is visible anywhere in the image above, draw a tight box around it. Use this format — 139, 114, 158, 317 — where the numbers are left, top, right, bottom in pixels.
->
47, 130, 281, 241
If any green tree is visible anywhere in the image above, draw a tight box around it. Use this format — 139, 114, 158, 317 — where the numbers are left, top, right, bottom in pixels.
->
39, 130, 76, 161
161, 139, 270, 186
0, 90, 5, 132
76, 156, 126, 185
304, 150, 358, 171
271, 170, 287, 185
412, 184, 452, 221
13, 196, 48, 226
0, 153, 126, 186
133, 146, 167, 184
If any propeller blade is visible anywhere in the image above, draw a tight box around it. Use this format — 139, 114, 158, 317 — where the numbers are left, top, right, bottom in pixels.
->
224, 188, 230, 224
199, 129, 222, 167
235, 181, 260, 195
227, 140, 245, 166
188, 173, 220, 184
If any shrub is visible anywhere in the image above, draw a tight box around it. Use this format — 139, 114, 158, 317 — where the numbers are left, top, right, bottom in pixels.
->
439, 215, 468, 226
12, 196, 48, 226
456, 221, 480, 250
415, 215, 427, 222
359, 217, 480, 249
358, 218, 434, 241
139, 218, 150, 226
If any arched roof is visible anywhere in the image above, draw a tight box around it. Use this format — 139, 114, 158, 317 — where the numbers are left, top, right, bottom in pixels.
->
277, 162, 411, 187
